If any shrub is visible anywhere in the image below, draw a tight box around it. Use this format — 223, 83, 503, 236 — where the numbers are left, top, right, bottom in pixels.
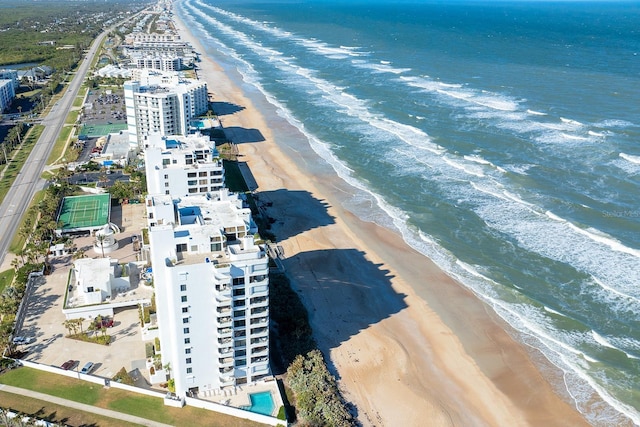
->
112, 367, 135, 385
286, 350, 354, 427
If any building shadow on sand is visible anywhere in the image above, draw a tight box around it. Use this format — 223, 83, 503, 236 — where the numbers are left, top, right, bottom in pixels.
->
222, 126, 265, 144
255, 189, 336, 241
211, 101, 244, 116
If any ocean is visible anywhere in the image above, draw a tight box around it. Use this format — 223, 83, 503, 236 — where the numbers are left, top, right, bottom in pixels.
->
174, 1, 640, 425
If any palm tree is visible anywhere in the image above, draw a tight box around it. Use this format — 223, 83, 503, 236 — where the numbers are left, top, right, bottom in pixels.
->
96, 233, 107, 258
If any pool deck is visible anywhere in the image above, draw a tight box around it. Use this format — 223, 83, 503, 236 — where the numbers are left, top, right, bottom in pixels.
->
197, 379, 282, 417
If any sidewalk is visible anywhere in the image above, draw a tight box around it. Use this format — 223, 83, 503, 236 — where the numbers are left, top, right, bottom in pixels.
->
0, 384, 173, 427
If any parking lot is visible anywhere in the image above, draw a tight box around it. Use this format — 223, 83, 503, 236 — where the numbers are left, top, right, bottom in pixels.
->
13, 203, 155, 386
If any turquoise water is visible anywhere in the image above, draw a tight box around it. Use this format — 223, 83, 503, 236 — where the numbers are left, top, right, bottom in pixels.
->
242, 391, 274, 416
176, 1, 640, 425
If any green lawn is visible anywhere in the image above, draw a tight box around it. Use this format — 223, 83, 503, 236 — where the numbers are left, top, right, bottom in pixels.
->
0, 125, 44, 204
0, 390, 140, 427
0, 367, 269, 427
9, 190, 45, 253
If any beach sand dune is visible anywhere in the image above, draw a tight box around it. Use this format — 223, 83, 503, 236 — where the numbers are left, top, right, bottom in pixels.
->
173, 12, 589, 427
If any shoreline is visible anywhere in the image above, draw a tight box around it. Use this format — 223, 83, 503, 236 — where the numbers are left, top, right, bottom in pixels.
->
172, 7, 591, 427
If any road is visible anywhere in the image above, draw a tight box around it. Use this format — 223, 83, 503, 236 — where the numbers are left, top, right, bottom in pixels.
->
0, 16, 138, 269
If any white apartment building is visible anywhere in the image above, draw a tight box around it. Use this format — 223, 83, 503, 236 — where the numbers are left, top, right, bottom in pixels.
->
0, 79, 16, 113
135, 55, 183, 72
0, 69, 19, 90
124, 70, 208, 147
145, 133, 225, 196
147, 191, 270, 398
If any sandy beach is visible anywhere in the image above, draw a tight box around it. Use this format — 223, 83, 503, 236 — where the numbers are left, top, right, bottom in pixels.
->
172, 10, 590, 427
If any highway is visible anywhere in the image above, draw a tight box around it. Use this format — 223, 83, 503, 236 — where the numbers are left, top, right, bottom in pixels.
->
0, 24, 120, 268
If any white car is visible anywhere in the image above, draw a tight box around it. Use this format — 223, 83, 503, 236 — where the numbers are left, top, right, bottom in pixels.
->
12, 336, 34, 345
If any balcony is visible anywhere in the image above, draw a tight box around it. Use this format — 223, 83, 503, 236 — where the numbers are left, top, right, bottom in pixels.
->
252, 346, 268, 356
219, 347, 233, 355
250, 327, 268, 336
251, 307, 268, 316
250, 336, 268, 345
218, 337, 232, 345
250, 316, 268, 326
219, 366, 233, 375
217, 327, 232, 337
251, 356, 268, 364
216, 306, 231, 314
220, 376, 234, 386
216, 316, 232, 327
250, 296, 268, 306
219, 357, 234, 366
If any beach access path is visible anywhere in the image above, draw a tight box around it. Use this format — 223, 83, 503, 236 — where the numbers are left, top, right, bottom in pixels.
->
172, 10, 590, 427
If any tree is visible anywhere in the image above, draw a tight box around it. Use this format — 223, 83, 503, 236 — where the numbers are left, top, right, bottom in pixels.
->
96, 233, 106, 258
62, 319, 74, 335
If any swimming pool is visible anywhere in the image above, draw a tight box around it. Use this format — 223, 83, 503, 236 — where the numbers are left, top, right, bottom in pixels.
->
242, 391, 275, 416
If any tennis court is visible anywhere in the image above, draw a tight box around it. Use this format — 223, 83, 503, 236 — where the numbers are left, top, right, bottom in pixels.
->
57, 194, 111, 232
79, 123, 128, 138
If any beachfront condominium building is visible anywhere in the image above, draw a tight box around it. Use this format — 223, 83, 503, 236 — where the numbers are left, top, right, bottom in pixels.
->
0, 79, 16, 113
146, 190, 270, 398
144, 133, 225, 197
124, 70, 208, 147
134, 55, 183, 72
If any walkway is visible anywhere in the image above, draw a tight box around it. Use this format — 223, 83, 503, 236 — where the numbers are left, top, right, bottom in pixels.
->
0, 384, 173, 427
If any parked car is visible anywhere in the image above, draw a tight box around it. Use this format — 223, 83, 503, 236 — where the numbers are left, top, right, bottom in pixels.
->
61, 360, 78, 370
80, 362, 94, 374
12, 336, 35, 345
93, 317, 114, 328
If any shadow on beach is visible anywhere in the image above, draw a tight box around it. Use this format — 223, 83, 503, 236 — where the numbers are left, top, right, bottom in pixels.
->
222, 126, 265, 144
258, 189, 336, 241
211, 101, 245, 116
286, 248, 408, 374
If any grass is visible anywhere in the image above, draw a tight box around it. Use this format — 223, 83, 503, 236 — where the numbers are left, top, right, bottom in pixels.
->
0, 390, 141, 427
73, 86, 88, 108
0, 269, 14, 294
0, 368, 268, 427
0, 124, 44, 204
46, 125, 73, 165
65, 109, 80, 125
9, 190, 45, 253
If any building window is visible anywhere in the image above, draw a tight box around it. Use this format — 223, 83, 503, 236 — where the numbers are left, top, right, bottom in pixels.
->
199, 171, 207, 177
186, 367, 192, 374
164, 174, 168, 179
235, 359, 246, 367
183, 317, 189, 324
164, 182, 169, 187
186, 358, 192, 364
185, 348, 191, 354
187, 172, 197, 178
182, 307, 189, 313
181, 296, 187, 302
233, 277, 245, 286
165, 190, 170, 195
184, 338, 190, 344
183, 327, 190, 334
180, 284, 187, 291
234, 320, 245, 328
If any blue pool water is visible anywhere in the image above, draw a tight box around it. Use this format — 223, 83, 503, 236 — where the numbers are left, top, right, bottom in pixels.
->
242, 391, 274, 416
